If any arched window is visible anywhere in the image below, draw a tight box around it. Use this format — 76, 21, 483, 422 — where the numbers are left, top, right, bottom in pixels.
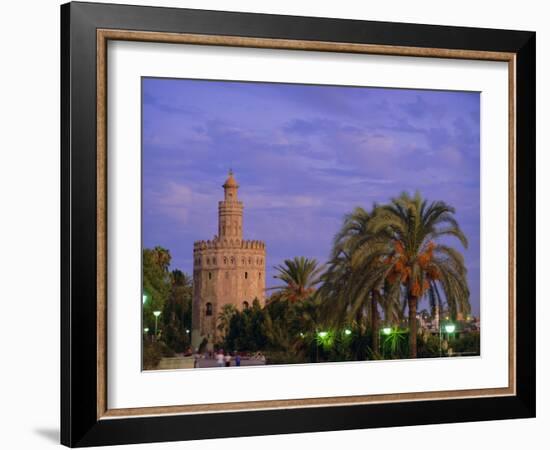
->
208, 272, 212, 280
206, 258, 210, 264
242, 257, 245, 265
206, 303, 213, 316
245, 272, 248, 279
248, 257, 252, 264
230, 257, 235, 264
258, 272, 261, 279
212, 257, 216, 265
243, 301, 249, 310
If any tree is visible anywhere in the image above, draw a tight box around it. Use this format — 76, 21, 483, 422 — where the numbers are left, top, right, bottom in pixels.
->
319, 207, 401, 354
369, 192, 470, 358
162, 269, 193, 352
269, 257, 323, 303
217, 304, 237, 339
143, 246, 172, 335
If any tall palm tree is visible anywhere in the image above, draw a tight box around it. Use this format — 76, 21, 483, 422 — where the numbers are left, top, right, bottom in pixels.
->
269, 257, 323, 303
369, 192, 470, 358
319, 207, 401, 353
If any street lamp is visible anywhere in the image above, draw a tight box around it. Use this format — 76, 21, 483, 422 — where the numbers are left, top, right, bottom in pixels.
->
318, 331, 328, 338
344, 329, 352, 336
440, 322, 455, 356
382, 327, 392, 335
153, 310, 161, 339
444, 324, 456, 334
143, 327, 149, 334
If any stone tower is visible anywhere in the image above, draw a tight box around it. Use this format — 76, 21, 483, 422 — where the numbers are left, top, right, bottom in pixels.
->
191, 171, 266, 349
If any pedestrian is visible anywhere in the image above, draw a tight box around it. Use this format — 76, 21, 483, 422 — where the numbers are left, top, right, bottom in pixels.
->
235, 353, 241, 367
216, 350, 224, 367
193, 351, 200, 369
224, 352, 231, 367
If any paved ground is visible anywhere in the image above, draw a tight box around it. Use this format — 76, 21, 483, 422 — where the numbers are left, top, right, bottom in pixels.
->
157, 356, 266, 370
196, 357, 266, 368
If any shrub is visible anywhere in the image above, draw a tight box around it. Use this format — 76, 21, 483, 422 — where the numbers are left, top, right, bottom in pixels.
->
143, 339, 162, 370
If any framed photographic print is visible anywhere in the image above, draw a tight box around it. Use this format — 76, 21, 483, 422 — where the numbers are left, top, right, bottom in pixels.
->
61, 1, 535, 447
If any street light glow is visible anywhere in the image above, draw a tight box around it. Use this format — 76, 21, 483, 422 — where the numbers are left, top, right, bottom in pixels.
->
144, 327, 149, 333
153, 310, 161, 317
444, 324, 456, 334
142, 294, 148, 304
186, 329, 190, 334
318, 331, 328, 338
344, 329, 352, 335
382, 327, 392, 335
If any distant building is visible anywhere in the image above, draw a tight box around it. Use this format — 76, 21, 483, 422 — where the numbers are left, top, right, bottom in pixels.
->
191, 171, 266, 349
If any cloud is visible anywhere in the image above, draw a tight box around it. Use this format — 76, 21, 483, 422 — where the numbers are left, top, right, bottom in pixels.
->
142, 79, 481, 314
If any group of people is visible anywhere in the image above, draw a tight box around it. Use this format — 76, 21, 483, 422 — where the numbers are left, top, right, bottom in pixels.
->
215, 350, 241, 367
192, 349, 242, 368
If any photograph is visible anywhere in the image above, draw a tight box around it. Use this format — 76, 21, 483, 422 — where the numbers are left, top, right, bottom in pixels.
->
141, 78, 481, 370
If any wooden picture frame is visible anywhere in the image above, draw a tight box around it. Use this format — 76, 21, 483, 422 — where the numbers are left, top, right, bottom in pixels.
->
61, 1, 535, 447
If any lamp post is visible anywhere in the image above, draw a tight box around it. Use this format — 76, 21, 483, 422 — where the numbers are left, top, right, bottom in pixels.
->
153, 310, 161, 340
440, 322, 455, 356
379, 326, 391, 356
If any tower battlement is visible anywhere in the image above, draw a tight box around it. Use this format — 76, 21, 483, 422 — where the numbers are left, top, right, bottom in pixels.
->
193, 238, 265, 251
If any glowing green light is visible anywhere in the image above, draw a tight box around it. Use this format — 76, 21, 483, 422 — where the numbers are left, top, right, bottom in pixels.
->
382, 327, 392, 335
444, 324, 456, 334
318, 331, 328, 338
344, 329, 352, 335
299, 332, 305, 338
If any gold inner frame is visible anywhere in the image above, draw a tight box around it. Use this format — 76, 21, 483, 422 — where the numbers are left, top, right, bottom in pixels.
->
96, 29, 516, 420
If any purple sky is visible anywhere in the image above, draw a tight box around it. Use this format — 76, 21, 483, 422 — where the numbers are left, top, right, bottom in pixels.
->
142, 78, 480, 316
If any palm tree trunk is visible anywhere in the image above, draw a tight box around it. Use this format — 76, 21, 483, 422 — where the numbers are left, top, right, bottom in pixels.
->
371, 290, 379, 354
408, 295, 418, 358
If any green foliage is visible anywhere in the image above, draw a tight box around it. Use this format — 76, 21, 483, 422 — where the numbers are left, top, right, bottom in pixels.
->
269, 257, 323, 303
223, 299, 267, 352
379, 327, 409, 358
143, 247, 172, 333
450, 331, 480, 355
142, 338, 163, 370
162, 269, 193, 353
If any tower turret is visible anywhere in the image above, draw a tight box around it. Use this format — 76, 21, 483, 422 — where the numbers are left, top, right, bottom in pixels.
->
218, 170, 243, 239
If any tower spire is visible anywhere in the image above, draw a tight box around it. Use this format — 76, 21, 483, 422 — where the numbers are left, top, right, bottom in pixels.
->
219, 171, 242, 238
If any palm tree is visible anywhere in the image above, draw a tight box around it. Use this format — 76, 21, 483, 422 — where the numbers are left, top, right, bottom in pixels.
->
319, 207, 401, 354
369, 192, 470, 358
269, 257, 323, 303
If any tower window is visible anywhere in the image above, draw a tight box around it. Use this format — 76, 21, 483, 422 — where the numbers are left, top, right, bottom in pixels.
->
208, 272, 212, 280
245, 272, 248, 279
259, 272, 261, 279
243, 301, 249, 309
206, 303, 212, 316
